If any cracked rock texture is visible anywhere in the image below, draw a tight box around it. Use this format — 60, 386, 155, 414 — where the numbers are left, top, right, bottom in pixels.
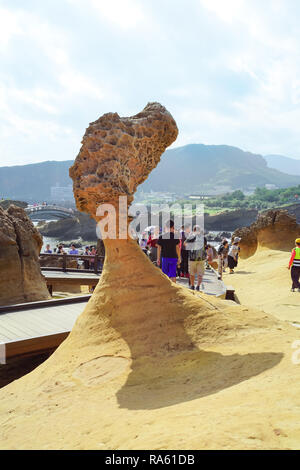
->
233, 209, 300, 259
69, 102, 178, 219
0, 205, 50, 305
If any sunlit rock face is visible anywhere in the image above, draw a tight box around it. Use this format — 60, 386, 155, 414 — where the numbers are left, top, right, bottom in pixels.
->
0, 205, 50, 306
233, 209, 300, 258
69, 102, 178, 220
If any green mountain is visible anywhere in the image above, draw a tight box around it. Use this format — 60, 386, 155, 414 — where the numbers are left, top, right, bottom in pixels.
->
0, 160, 73, 201
264, 154, 300, 176
0, 144, 299, 201
140, 144, 300, 193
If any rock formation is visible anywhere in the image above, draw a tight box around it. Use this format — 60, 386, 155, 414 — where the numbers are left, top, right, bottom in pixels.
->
70, 102, 178, 219
0, 205, 50, 306
233, 209, 300, 259
1, 105, 300, 450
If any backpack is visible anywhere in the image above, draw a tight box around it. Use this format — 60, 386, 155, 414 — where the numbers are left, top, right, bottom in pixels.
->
217, 244, 225, 256
188, 235, 206, 261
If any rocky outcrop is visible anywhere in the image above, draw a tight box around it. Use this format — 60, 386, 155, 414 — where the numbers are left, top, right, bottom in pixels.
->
0, 205, 50, 306
204, 209, 258, 231
233, 209, 300, 259
39, 213, 97, 241
0, 199, 27, 210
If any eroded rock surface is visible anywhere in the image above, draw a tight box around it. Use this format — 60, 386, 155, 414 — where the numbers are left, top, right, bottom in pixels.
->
0, 205, 50, 305
69, 102, 178, 219
233, 209, 300, 258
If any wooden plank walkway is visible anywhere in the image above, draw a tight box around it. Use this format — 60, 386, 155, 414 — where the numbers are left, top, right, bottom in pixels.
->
42, 270, 100, 285
0, 297, 89, 361
42, 270, 100, 295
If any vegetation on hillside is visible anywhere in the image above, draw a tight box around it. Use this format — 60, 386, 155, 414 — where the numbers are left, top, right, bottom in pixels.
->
205, 186, 300, 210
138, 185, 300, 214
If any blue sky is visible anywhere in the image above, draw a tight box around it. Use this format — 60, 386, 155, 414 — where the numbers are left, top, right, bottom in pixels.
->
1, 0, 300, 166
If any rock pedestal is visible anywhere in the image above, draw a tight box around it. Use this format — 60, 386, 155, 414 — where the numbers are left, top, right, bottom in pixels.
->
0, 205, 50, 306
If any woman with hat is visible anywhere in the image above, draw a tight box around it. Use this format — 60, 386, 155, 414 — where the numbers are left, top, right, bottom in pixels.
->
288, 238, 300, 292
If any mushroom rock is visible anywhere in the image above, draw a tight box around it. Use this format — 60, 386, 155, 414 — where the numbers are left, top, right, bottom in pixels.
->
1, 105, 300, 450
69, 102, 178, 219
233, 209, 300, 259
0, 205, 50, 306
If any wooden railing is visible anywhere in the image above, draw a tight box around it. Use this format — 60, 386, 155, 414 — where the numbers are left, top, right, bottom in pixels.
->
39, 253, 105, 274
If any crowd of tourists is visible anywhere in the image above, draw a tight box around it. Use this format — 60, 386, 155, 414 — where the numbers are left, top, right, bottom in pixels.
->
42, 227, 300, 294
138, 221, 241, 291
43, 241, 105, 270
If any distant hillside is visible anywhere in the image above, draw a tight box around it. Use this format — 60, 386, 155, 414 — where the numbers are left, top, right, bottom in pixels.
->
140, 144, 300, 193
264, 154, 300, 176
0, 160, 73, 201
0, 145, 299, 201
0, 199, 27, 210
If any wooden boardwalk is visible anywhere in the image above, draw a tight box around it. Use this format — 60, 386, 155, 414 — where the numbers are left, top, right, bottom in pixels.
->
42, 270, 100, 295
42, 271, 100, 284
0, 297, 89, 361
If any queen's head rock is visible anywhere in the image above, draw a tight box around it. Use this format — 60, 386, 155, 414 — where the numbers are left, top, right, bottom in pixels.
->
69, 102, 178, 221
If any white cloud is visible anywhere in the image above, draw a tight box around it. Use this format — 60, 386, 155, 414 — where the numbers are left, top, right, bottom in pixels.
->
1, 0, 300, 165
90, 0, 145, 30
0, 7, 22, 50
199, 0, 245, 24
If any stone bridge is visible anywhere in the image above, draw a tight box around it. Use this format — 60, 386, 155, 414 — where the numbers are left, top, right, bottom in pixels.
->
25, 204, 75, 220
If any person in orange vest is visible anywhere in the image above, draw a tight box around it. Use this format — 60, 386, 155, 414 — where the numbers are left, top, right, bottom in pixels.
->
288, 238, 300, 292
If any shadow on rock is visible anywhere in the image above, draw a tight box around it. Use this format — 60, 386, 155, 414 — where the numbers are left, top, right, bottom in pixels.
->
116, 349, 283, 410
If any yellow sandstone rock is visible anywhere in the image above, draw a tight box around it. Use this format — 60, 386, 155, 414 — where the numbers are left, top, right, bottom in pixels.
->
0, 205, 50, 306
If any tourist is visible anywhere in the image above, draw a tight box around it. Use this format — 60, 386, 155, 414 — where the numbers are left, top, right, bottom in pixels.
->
139, 232, 149, 256
90, 246, 97, 270
147, 227, 159, 264
206, 244, 214, 264
222, 238, 229, 272
157, 220, 181, 283
96, 239, 105, 271
69, 244, 79, 255
57, 244, 65, 254
180, 225, 191, 278
217, 240, 229, 280
288, 238, 300, 292
228, 237, 241, 274
44, 244, 52, 254
184, 225, 206, 291
83, 246, 91, 269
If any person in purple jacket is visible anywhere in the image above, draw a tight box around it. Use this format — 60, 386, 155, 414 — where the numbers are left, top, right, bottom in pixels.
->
157, 220, 181, 283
